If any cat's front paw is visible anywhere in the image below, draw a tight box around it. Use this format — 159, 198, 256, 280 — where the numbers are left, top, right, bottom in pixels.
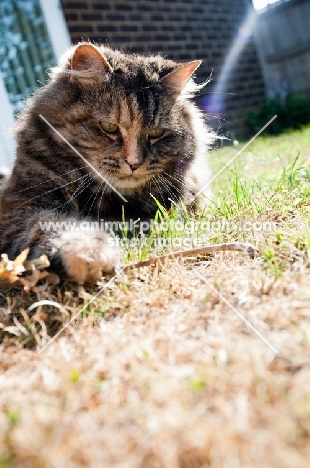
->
51, 230, 120, 284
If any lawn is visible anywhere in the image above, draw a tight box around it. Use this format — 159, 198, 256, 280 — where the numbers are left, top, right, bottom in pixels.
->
0, 125, 309, 467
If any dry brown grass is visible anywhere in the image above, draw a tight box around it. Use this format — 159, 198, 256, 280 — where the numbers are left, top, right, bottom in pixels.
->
0, 127, 310, 467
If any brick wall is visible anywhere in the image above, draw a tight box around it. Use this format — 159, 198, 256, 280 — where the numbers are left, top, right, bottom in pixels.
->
60, 0, 265, 137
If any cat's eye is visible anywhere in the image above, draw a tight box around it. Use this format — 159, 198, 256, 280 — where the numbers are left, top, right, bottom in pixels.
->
147, 127, 165, 140
99, 122, 119, 134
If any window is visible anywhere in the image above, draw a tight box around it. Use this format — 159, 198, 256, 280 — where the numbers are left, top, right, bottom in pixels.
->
0, 0, 71, 171
0, 0, 56, 114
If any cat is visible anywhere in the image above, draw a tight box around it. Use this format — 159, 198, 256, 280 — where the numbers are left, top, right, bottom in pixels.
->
0, 42, 215, 284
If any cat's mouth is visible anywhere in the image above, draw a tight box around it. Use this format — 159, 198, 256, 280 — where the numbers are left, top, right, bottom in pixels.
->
113, 170, 152, 191
116, 175, 148, 190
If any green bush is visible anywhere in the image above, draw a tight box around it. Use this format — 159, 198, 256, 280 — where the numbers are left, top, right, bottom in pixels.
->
246, 93, 310, 135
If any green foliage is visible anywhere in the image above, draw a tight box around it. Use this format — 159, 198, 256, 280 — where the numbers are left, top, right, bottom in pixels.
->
189, 377, 206, 391
246, 93, 310, 135
5, 409, 20, 425
69, 369, 80, 383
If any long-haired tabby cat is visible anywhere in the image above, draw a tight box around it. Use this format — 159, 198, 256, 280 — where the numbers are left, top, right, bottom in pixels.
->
0, 43, 214, 283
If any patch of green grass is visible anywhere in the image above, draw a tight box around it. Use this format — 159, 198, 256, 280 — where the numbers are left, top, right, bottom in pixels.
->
210, 127, 309, 242
5, 409, 20, 426
189, 377, 206, 391
69, 368, 80, 383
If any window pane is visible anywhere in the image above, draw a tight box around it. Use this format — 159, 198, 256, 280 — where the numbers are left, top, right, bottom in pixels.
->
0, 0, 56, 114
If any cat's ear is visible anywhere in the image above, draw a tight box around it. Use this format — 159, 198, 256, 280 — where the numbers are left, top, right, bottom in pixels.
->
69, 44, 112, 82
161, 60, 202, 94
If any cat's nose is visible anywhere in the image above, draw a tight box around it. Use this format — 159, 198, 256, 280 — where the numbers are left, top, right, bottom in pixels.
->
126, 152, 143, 171
129, 163, 142, 171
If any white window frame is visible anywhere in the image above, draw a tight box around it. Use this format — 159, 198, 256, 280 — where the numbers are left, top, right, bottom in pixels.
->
0, 0, 71, 172
0, 76, 16, 173
39, 0, 71, 61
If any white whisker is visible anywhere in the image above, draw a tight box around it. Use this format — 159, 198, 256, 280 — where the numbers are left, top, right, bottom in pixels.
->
157, 174, 179, 203
60, 176, 95, 213
84, 180, 105, 218
152, 176, 167, 206
16, 165, 88, 194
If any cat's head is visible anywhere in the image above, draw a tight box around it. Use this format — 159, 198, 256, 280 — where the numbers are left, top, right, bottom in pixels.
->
48, 43, 211, 195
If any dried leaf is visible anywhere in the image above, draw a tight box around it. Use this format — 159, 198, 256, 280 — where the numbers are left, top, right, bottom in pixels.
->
0, 250, 59, 291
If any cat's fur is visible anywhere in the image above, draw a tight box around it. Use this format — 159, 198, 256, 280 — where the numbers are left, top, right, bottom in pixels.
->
0, 43, 214, 283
